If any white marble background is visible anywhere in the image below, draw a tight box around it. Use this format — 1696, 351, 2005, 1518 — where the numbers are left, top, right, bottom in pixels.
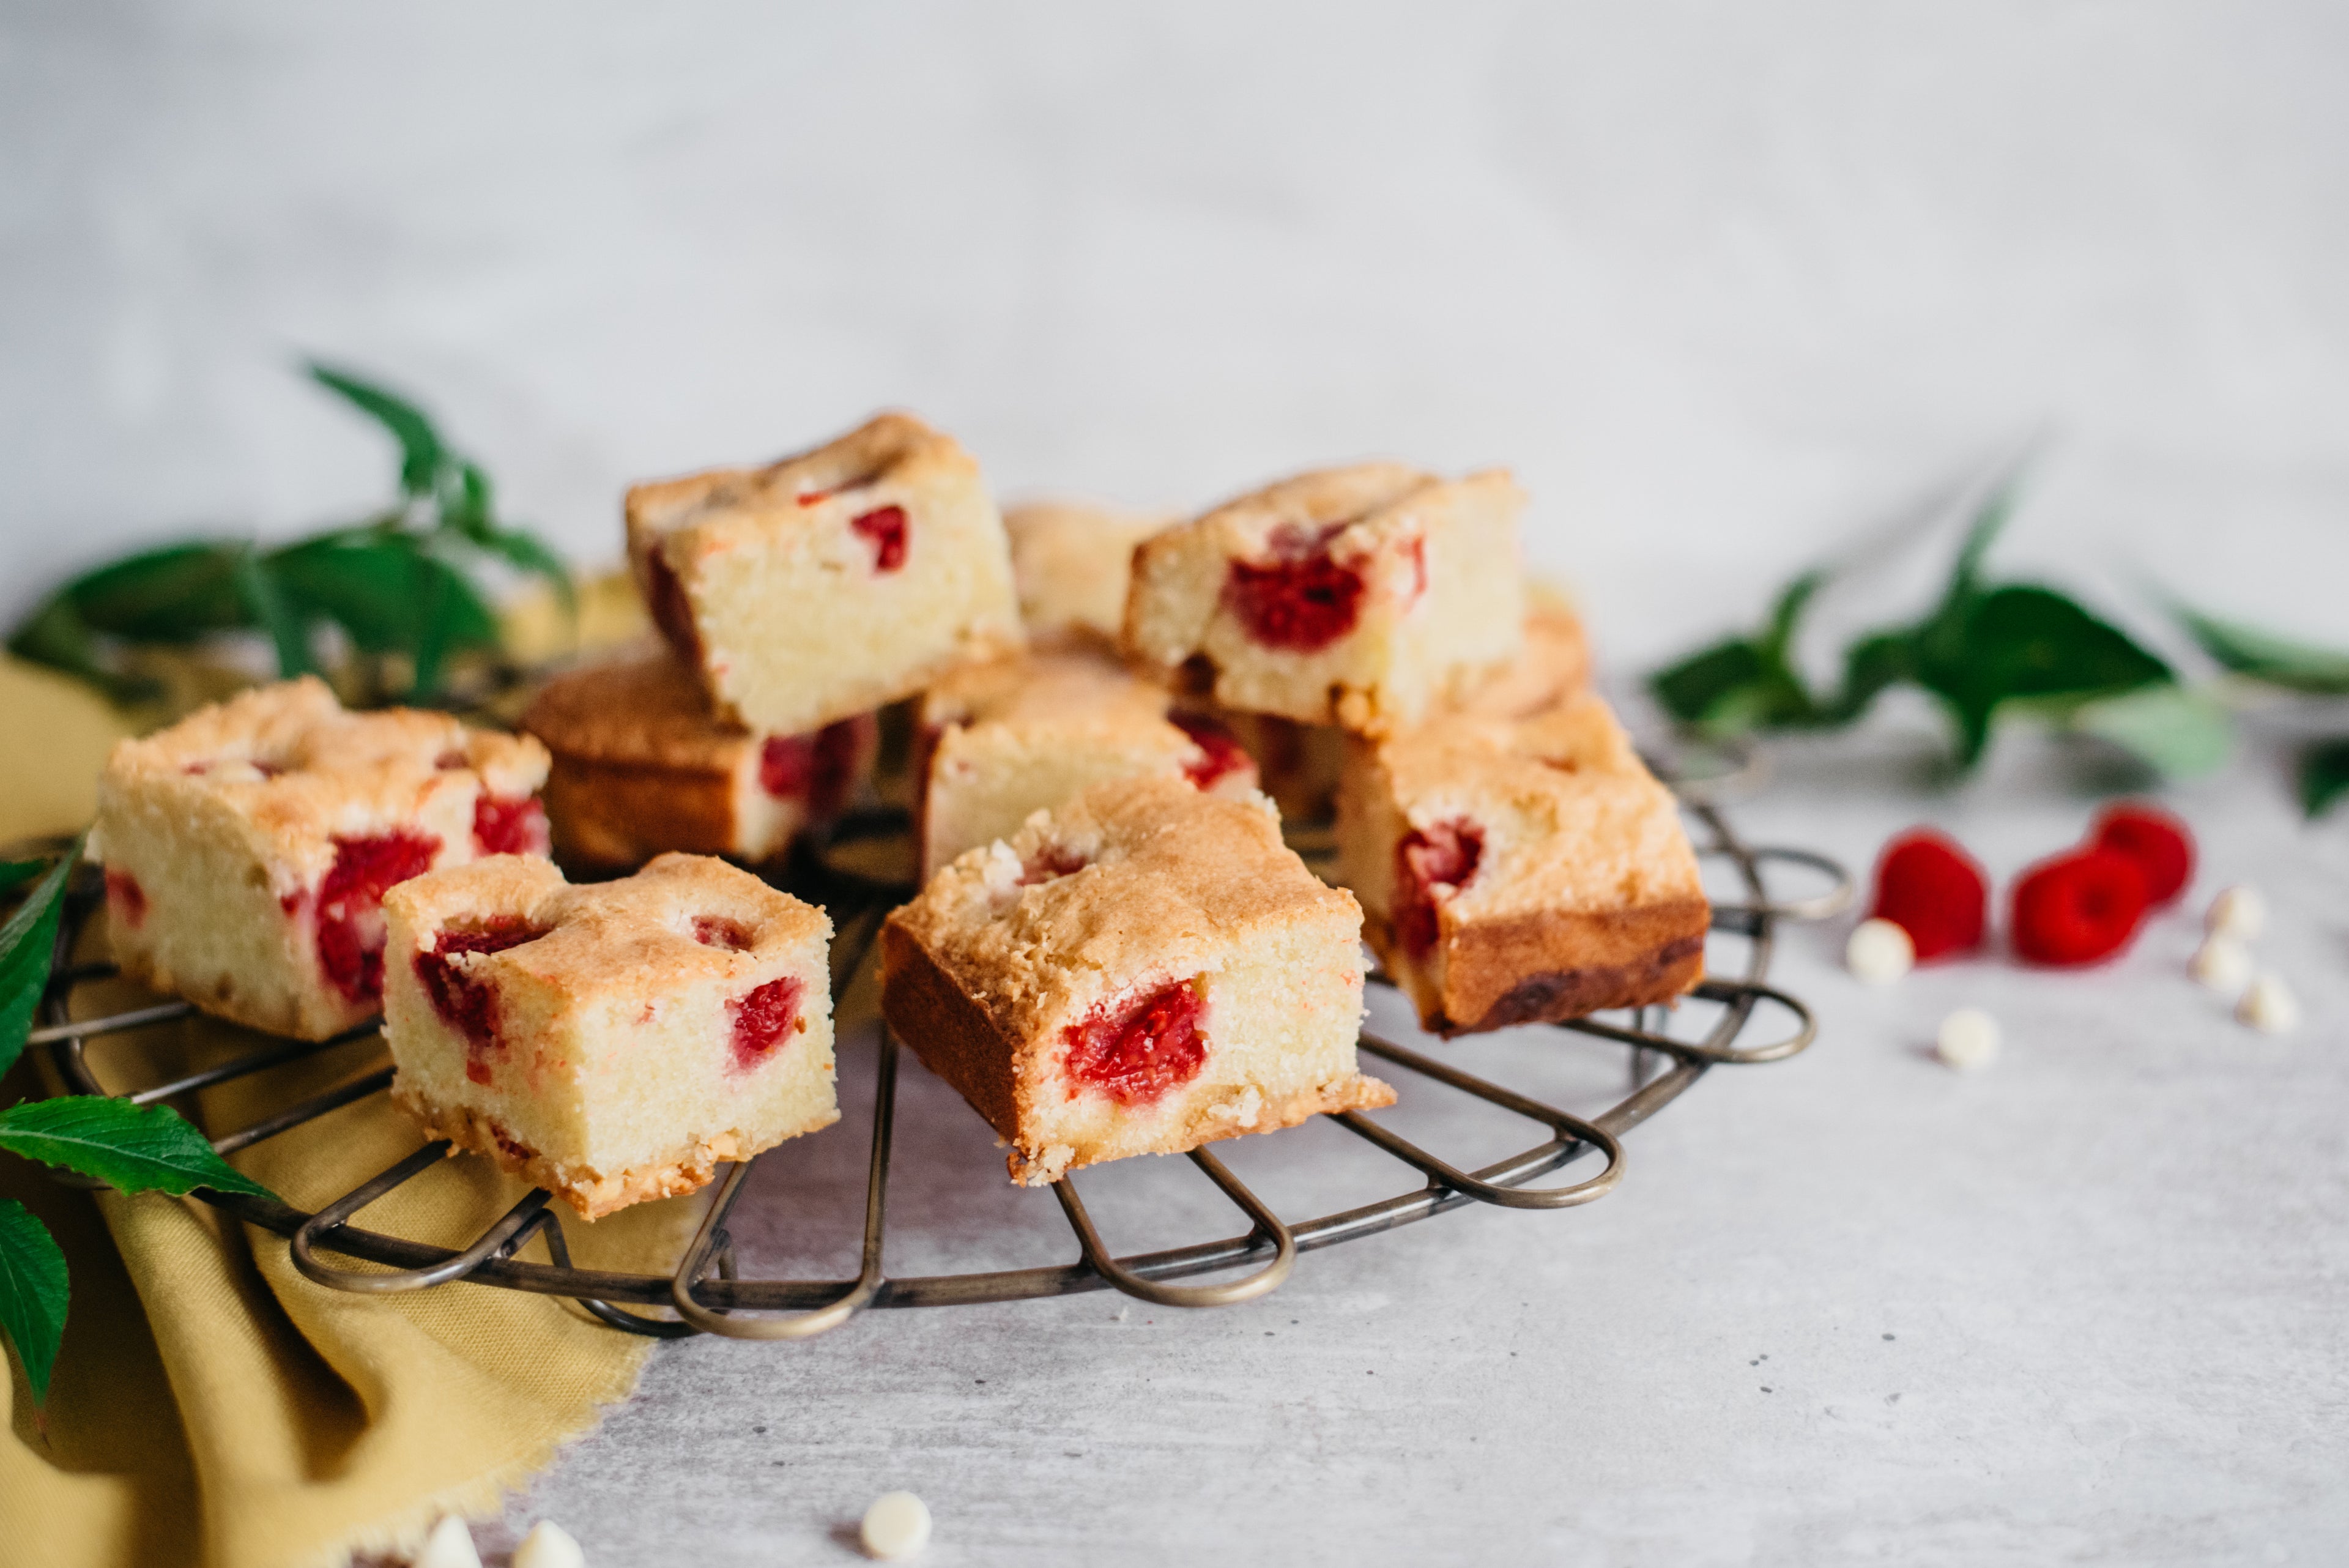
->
4, 1, 2345, 671
5, 7, 2348, 1565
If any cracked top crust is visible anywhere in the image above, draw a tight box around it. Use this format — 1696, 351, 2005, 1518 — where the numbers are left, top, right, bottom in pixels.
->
384, 851, 829, 1005
91, 675, 549, 884
888, 775, 1362, 1043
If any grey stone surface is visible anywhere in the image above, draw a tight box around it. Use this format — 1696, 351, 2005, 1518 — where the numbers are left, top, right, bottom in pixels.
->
481, 735, 2349, 1566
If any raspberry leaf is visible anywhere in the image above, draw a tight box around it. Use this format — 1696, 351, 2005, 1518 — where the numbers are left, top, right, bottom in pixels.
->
0, 1098, 275, 1201
308, 363, 447, 497
0, 1200, 67, 1408
2072, 685, 2233, 779
2175, 607, 2349, 696
0, 846, 76, 1083
2301, 738, 2349, 819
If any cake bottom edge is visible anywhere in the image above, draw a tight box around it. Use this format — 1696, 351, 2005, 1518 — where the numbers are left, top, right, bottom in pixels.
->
1007, 1069, 1397, 1187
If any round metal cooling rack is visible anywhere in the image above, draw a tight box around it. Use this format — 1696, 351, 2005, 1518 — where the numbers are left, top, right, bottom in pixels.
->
31, 792, 1849, 1342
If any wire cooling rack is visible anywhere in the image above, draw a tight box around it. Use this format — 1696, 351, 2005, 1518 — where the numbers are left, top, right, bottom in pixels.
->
30, 786, 1847, 1343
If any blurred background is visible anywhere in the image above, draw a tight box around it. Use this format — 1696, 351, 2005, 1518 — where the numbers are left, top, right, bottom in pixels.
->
4, 0, 2345, 671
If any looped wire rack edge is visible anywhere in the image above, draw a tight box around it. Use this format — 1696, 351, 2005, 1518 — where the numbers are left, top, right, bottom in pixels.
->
32, 787, 1850, 1341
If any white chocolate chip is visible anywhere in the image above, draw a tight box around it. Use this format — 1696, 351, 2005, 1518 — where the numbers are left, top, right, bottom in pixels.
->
2188, 934, 2252, 994
513, 1520, 585, 1568
2205, 885, 2266, 943
2236, 973, 2301, 1036
1845, 918, 1915, 987
1935, 1008, 2000, 1071
414, 1516, 482, 1568
861, 1491, 932, 1561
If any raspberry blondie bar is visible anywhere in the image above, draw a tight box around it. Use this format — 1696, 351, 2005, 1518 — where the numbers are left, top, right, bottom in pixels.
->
90, 677, 549, 1040
915, 648, 1256, 875
883, 776, 1392, 1185
383, 853, 837, 1219
628, 411, 1023, 734
522, 647, 875, 871
1335, 691, 1708, 1035
1123, 463, 1525, 735
1003, 500, 1168, 650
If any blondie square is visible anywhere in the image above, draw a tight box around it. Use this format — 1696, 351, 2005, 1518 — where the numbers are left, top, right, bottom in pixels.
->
382, 853, 837, 1219
1123, 463, 1525, 735
1003, 500, 1169, 650
89, 677, 550, 1040
915, 648, 1256, 875
882, 776, 1392, 1186
627, 411, 1023, 734
521, 647, 875, 871
1335, 691, 1709, 1036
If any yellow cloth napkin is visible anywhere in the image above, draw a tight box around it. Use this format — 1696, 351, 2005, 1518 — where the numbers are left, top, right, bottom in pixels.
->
0, 655, 700, 1568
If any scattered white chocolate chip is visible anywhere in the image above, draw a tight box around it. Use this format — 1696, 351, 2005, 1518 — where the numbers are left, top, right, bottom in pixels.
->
2236, 973, 2301, 1036
2205, 885, 2266, 943
1935, 1008, 2000, 1072
414, 1516, 482, 1568
513, 1519, 586, 1568
861, 1492, 932, 1561
1846, 918, 1915, 987
2188, 934, 2252, 994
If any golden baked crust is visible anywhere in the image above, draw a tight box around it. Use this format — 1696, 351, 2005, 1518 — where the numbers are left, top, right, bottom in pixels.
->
521, 644, 746, 773
884, 776, 1389, 1184
1337, 690, 1709, 1036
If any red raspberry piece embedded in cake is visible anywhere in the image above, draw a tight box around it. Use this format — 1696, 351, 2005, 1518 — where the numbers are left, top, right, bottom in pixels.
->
472, 795, 550, 857
316, 831, 441, 1004
851, 505, 909, 573
1063, 978, 1209, 1107
694, 916, 753, 951
415, 917, 547, 1081
728, 975, 806, 1072
1868, 828, 1988, 962
105, 869, 147, 929
1223, 524, 1366, 652
2011, 849, 2149, 966
2089, 801, 2194, 905
1019, 844, 1092, 885
1168, 710, 1251, 790
1393, 819, 1483, 959
760, 716, 869, 817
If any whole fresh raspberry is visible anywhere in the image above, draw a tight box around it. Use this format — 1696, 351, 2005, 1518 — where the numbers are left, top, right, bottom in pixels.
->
1867, 828, 1987, 961
2089, 801, 2194, 905
2010, 849, 2150, 966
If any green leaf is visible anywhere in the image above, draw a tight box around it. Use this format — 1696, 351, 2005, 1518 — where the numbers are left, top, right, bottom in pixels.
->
1822, 628, 1913, 724
0, 1098, 274, 1200
4, 595, 147, 703
0, 846, 77, 1082
268, 535, 495, 665
0, 1200, 67, 1407
1910, 585, 2172, 765
0, 863, 40, 896
1647, 574, 1827, 738
1947, 474, 2021, 600
308, 363, 447, 497
2175, 606, 2349, 696
229, 548, 313, 679
2301, 738, 2349, 818
467, 524, 576, 614
54, 542, 252, 642
2072, 684, 2235, 778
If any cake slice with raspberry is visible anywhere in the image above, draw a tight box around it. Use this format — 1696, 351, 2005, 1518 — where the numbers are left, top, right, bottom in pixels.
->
88, 677, 551, 1041
883, 775, 1391, 1186
1123, 463, 1526, 736
382, 853, 837, 1219
1217, 594, 1590, 822
1003, 499, 1170, 651
915, 648, 1258, 875
627, 410, 1023, 735
1335, 691, 1709, 1036
520, 647, 876, 871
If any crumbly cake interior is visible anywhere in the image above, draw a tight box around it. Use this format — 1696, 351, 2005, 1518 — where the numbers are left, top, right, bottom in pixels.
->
626, 411, 1023, 734
1003, 500, 1170, 648
90, 677, 549, 1040
384, 853, 837, 1219
885, 776, 1390, 1185
1123, 463, 1526, 734
1336, 691, 1708, 1032
917, 648, 1257, 874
